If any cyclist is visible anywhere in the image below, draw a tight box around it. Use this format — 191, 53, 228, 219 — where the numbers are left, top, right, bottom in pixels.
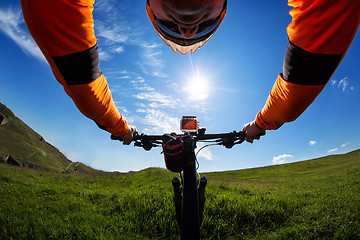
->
19, 0, 227, 144
20, 0, 359, 144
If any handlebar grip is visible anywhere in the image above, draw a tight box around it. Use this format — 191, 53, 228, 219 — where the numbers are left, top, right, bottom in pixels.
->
111, 132, 139, 142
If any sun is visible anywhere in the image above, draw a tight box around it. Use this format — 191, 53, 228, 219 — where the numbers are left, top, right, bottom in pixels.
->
184, 70, 210, 101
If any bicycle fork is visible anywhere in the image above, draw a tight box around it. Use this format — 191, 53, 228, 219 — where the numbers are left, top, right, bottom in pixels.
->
171, 175, 208, 230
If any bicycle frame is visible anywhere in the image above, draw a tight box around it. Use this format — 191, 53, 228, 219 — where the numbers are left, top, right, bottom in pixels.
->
181, 134, 200, 239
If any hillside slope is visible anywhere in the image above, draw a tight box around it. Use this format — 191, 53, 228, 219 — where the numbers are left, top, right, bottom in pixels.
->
0, 102, 97, 173
205, 148, 360, 184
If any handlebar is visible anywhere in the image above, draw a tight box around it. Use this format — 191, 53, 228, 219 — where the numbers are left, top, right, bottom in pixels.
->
111, 128, 265, 151
131, 130, 252, 151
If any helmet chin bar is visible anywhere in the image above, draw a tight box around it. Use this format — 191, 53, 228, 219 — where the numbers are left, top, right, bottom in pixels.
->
158, 32, 214, 55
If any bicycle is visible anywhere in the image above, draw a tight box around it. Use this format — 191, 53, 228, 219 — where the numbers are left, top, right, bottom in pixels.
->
112, 116, 264, 240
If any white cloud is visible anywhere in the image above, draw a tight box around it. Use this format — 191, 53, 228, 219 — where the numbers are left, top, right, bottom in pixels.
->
133, 89, 181, 133
94, 0, 117, 14
0, 8, 45, 63
128, 72, 179, 109
196, 144, 213, 161
272, 154, 293, 164
327, 148, 338, 153
341, 143, 349, 148
330, 77, 355, 92
113, 46, 124, 53
108, 71, 180, 134
309, 140, 317, 146
140, 109, 179, 134
94, 20, 131, 62
142, 42, 162, 49
134, 92, 178, 109
104, 70, 131, 80
338, 77, 349, 92
140, 45, 168, 77
332, 77, 354, 92
93, 0, 132, 45
95, 21, 130, 44
93, 1, 168, 77
98, 49, 112, 61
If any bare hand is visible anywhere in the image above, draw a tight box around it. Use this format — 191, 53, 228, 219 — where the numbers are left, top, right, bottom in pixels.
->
242, 120, 266, 143
120, 125, 137, 145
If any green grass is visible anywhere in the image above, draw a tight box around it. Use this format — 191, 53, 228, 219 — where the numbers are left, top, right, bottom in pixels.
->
1, 149, 359, 239
203, 151, 360, 239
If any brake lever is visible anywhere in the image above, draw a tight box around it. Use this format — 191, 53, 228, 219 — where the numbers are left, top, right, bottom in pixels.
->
233, 139, 245, 146
220, 136, 236, 149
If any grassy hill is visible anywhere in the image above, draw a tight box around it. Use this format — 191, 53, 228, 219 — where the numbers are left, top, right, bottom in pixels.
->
1, 149, 359, 239
0, 102, 98, 173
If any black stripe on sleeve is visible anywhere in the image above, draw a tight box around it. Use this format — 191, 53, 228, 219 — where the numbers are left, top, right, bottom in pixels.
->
95, 121, 109, 132
52, 44, 102, 85
282, 41, 342, 85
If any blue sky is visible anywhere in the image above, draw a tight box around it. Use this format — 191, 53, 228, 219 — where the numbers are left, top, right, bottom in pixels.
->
1, 0, 360, 172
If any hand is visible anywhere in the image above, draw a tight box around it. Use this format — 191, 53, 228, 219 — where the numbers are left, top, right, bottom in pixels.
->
111, 125, 137, 145
242, 120, 266, 143
122, 125, 137, 145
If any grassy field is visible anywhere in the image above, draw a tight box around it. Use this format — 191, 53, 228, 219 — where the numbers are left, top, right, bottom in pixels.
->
1, 149, 360, 239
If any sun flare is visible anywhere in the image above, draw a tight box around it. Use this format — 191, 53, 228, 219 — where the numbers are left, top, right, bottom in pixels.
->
184, 70, 210, 101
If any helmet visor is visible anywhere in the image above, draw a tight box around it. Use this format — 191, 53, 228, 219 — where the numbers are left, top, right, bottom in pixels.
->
146, 0, 227, 54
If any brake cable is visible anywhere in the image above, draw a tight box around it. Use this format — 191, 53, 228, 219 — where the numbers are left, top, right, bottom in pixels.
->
195, 143, 218, 157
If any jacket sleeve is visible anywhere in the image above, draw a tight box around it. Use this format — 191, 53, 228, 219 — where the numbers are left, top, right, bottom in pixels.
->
256, 0, 360, 130
20, 0, 129, 136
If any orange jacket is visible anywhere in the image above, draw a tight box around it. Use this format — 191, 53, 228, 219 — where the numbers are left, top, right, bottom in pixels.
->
20, 0, 129, 136
256, 0, 360, 130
